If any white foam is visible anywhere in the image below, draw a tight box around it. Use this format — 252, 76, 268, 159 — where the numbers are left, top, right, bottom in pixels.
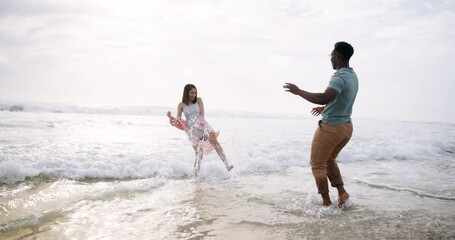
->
0, 110, 454, 184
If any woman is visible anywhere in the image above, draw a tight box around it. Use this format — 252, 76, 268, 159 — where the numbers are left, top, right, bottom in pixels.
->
167, 84, 234, 176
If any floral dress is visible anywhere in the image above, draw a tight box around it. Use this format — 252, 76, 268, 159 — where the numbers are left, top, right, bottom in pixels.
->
182, 103, 219, 155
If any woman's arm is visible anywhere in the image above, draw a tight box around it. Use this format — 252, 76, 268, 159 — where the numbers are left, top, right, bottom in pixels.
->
197, 97, 205, 117
177, 103, 183, 119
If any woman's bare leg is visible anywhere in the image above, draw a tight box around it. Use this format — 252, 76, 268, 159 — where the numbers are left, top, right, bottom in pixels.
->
209, 133, 233, 171
193, 145, 203, 176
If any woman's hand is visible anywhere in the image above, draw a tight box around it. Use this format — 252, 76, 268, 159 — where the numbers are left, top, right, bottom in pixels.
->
198, 117, 206, 128
167, 111, 176, 125
311, 106, 324, 116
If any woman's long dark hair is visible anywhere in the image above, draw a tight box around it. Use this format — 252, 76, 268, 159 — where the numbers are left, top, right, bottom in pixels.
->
182, 84, 198, 105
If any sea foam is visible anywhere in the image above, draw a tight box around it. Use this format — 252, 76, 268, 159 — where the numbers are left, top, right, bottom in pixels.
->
0, 102, 454, 184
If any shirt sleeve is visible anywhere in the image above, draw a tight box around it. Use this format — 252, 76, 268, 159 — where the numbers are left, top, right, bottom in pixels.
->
328, 75, 344, 94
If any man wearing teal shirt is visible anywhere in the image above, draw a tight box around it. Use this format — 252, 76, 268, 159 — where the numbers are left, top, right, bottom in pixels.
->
283, 42, 358, 206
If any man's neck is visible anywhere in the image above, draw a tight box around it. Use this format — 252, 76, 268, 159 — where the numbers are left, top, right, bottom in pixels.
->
336, 63, 349, 70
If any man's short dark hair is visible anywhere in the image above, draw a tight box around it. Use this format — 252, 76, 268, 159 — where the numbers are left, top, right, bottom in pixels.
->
334, 42, 354, 61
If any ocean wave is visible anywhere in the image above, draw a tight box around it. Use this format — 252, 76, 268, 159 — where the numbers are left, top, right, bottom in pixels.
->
0, 101, 170, 116
0, 161, 173, 184
1, 142, 454, 185
1, 106, 454, 185
0, 105, 24, 112
0, 163, 290, 185
0, 100, 304, 119
355, 179, 455, 201
0, 147, 310, 184
0, 209, 65, 233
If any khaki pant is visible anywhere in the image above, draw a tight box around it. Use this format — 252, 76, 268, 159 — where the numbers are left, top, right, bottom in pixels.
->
310, 121, 353, 194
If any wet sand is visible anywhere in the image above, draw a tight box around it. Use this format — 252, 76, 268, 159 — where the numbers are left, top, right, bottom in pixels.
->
1, 163, 454, 240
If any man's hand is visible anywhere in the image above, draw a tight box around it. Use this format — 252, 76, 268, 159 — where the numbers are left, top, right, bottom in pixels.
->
311, 106, 324, 116
284, 82, 339, 105
283, 83, 301, 95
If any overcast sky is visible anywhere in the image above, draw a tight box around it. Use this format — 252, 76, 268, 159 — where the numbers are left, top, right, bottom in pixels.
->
1, 0, 454, 123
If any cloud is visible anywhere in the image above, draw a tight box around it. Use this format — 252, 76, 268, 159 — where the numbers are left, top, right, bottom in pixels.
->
0, 0, 454, 122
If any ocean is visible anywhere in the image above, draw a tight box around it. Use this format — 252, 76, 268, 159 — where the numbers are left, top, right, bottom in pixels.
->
1, 102, 454, 239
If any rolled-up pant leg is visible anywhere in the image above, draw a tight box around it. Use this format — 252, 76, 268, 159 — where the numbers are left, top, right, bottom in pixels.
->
310, 121, 353, 194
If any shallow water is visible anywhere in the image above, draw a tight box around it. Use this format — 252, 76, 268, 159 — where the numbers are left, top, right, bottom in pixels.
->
1, 168, 454, 239
1, 110, 455, 239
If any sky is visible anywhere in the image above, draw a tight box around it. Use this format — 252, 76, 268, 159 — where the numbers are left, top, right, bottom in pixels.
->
0, 0, 454, 123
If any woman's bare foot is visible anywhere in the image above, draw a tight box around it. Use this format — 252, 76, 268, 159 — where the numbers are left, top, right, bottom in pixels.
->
338, 192, 350, 206
227, 165, 234, 171
166, 111, 172, 119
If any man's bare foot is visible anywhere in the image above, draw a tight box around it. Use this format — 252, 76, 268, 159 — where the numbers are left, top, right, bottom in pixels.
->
321, 193, 332, 206
227, 165, 234, 171
323, 200, 332, 206
338, 192, 350, 206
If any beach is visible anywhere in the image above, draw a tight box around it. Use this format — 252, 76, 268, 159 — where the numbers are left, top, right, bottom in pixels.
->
1, 105, 454, 239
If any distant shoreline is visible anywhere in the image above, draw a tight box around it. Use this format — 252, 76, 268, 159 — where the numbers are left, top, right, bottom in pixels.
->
1, 99, 454, 124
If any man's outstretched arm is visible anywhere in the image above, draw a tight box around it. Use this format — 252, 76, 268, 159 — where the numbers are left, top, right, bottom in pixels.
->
283, 83, 338, 105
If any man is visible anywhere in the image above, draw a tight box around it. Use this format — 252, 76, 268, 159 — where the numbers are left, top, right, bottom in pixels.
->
283, 42, 358, 206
